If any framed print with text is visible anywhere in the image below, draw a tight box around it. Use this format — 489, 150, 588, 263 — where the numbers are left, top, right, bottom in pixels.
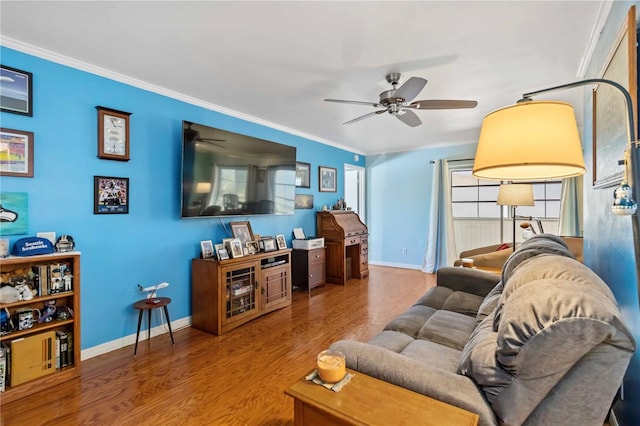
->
319, 166, 337, 192
0, 65, 32, 116
0, 128, 34, 177
97, 106, 131, 161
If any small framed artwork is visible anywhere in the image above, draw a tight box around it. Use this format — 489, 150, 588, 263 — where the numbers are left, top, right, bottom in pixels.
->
261, 237, 277, 252
0, 65, 32, 116
200, 240, 214, 259
276, 234, 287, 250
0, 192, 28, 235
0, 128, 34, 177
296, 161, 311, 188
214, 243, 226, 260
230, 221, 254, 246
94, 176, 129, 214
97, 106, 132, 161
229, 238, 244, 258
295, 194, 314, 209
319, 166, 337, 192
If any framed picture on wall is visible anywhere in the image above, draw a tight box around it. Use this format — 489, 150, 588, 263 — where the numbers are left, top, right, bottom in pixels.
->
0, 128, 34, 177
296, 162, 311, 188
319, 166, 337, 192
94, 176, 129, 214
0, 65, 33, 116
592, 6, 637, 188
97, 106, 132, 161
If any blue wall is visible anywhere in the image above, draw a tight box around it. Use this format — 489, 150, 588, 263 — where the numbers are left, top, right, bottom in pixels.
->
583, 2, 640, 424
0, 46, 364, 351
366, 144, 477, 269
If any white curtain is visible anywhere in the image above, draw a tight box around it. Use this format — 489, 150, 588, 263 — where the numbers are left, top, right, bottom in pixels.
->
558, 175, 583, 237
422, 159, 458, 273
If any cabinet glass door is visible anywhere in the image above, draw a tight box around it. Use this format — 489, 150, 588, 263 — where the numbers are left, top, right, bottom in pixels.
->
223, 264, 257, 322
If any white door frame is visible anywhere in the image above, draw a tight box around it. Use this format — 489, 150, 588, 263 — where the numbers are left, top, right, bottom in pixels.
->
344, 164, 366, 221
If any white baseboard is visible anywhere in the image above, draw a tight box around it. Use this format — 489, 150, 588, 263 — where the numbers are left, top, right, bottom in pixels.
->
609, 410, 619, 426
368, 260, 423, 270
81, 316, 191, 360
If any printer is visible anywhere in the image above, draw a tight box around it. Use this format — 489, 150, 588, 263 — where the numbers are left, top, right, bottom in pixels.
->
291, 227, 324, 250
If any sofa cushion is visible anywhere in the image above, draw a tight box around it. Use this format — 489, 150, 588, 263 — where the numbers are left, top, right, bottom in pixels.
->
384, 305, 438, 338
368, 330, 414, 353
417, 310, 476, 350
441, 291, 485, 317
475, 282, 503, 324
457, 315, 513, 403
400, 339, 462, 373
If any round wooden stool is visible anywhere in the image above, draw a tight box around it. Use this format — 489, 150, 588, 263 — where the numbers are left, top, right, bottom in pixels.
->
133, 297, 175, 356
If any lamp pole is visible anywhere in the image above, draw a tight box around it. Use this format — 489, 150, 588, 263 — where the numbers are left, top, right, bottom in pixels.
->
522, 78, 640, 305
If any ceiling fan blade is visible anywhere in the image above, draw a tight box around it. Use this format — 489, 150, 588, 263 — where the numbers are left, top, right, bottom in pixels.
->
410, 99, 478, 109
396, 109, 422, 127
325, 98, 381, 107
199, 138, 226, 142
343, 109, 386, 125
394, 77, 428, 102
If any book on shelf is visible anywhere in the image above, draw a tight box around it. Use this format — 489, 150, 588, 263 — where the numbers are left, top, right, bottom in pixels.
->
56, 330, 68, 368
0, 344, 6, 392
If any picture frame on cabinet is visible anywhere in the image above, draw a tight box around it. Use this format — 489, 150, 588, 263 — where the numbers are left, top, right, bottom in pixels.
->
218, 248, 229, 260
0, 65, 32, 116
261, 237, 277, 253
228, 238, 244, 258
214, 243, 226, 260
94, 176, 129, 214
296, 161, 311, 188
0, 128, 34, 177
276, 234, 287, 250
96, 106, 131, 161
200, 240, 214, 259
246, 240, 260, 255
230, 221, 254, 246
319, 166, 337, 192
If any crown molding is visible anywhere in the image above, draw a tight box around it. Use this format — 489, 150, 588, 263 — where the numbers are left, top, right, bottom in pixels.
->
576, 0, 615, 78
0, 36, 364, 155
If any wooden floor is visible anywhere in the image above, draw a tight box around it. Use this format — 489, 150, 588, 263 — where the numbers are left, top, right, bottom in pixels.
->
1, 265, 435, 426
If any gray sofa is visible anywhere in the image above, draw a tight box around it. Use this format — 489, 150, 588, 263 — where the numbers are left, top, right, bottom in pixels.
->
330, 235, 636, 425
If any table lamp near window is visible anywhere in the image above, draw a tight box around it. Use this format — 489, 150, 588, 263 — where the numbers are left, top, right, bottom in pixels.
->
497, 184, 534, 252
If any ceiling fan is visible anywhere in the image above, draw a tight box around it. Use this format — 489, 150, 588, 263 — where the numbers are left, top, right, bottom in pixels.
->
324, 73, 478, 127
184, 121, 226, 147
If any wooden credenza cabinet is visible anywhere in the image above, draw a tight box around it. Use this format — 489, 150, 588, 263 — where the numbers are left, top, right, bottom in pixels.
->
292, 247, 326, 292
191, 249, 292, 335
316, 211, 368, 285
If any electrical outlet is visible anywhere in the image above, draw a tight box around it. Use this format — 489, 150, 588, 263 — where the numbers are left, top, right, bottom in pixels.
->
402, 248, 407, 255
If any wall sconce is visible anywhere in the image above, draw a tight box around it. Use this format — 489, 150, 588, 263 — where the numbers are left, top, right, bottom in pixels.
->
497, 184, 534, 251
473, 78, 638, 216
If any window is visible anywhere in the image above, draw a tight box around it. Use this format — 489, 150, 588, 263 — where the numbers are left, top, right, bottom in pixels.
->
451, 170, 561, 219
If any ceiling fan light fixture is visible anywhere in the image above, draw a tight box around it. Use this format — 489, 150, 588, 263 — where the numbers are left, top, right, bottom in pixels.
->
473, 100, 586, 180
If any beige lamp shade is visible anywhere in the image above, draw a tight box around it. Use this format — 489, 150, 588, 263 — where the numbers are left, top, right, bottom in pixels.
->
473, 101, 586, 180
195, 182, 211, 193
497, 184, 535, 207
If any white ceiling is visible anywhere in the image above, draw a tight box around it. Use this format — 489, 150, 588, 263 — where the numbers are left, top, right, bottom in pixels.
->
0, 1, 608, 155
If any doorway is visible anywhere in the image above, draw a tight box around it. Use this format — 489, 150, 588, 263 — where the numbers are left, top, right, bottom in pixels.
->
344, 164, 365, 220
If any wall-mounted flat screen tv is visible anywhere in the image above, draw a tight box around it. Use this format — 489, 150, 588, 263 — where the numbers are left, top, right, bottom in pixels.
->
181, 121, 297, 218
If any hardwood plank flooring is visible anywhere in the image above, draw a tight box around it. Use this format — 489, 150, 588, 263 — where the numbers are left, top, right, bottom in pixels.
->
0, 265, 435, 426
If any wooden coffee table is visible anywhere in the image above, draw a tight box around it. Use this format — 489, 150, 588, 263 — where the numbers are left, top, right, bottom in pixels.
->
285, 369, 479, 425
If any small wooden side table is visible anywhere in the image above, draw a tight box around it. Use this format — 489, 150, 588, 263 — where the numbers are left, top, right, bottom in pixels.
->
133, 297, 175, 356
285, 369, 478, 425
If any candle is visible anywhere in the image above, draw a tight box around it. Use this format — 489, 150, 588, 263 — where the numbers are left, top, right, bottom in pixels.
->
317, 350, 346, 383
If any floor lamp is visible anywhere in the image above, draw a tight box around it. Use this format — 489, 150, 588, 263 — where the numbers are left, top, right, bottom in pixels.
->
497, 184, 534, 251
